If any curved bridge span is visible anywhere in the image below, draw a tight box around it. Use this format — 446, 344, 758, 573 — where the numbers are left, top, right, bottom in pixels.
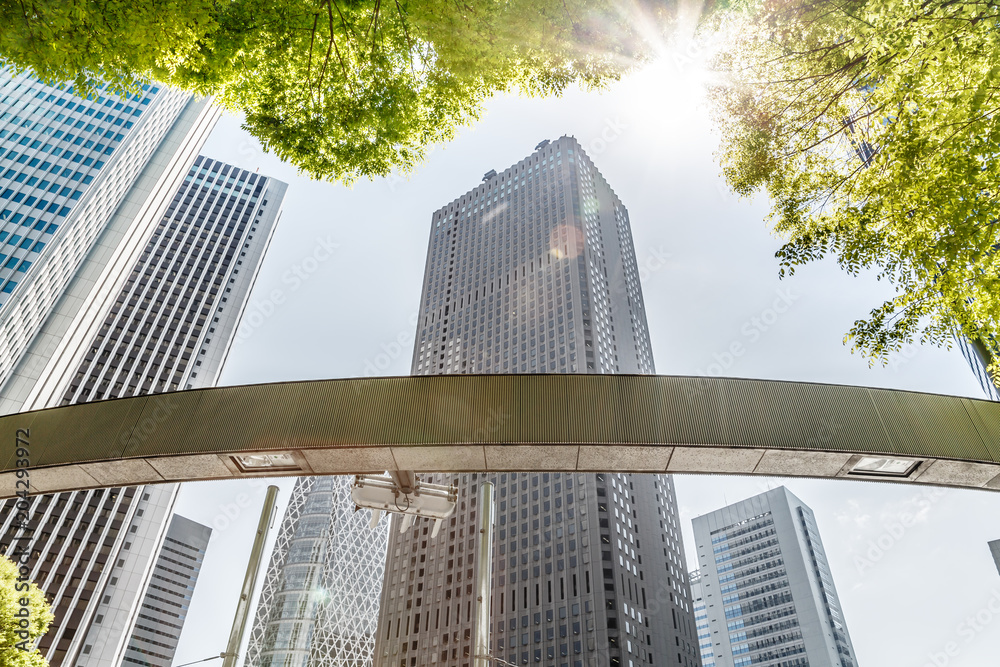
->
2, 374, 999, 498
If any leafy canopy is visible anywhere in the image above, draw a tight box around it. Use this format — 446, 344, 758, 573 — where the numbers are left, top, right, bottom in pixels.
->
708, 0, 1000, 381
1, 556, 54, 667
1, 0, 668, 182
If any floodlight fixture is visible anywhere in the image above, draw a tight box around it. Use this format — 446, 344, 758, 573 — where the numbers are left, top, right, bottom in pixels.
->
848, 456, 921, 478
351, 473, 458, 537
232, 452, 301, 472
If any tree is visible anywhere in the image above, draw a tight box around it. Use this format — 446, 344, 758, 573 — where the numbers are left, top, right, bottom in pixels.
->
707, 0, 1000, 383
1, 556, 54, 667
0, 0, 668, 183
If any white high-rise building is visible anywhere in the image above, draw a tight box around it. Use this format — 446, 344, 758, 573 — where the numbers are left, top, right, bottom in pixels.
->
244, 476, 390, 667
376, 136, 699, 667
692, 487, 859, 667
0, 67, 219, 402
691, 570, 716, 667
0, 152, 285, 667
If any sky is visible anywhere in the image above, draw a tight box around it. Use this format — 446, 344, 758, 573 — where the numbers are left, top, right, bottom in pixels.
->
168, 48, 1000, 667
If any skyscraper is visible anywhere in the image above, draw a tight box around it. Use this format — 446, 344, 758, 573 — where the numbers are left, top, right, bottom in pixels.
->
0, 155, 285, 667
0, 67, 218, 398
375, 136, 699, 667
692, 487, 859, 667
122, 514, 212, 667
690, 570, 716, 667
244, 477, 390, 667
989, 539, 1000, 577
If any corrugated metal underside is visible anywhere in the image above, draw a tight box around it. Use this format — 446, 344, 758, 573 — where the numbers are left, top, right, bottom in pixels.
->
2, 374, 999, 497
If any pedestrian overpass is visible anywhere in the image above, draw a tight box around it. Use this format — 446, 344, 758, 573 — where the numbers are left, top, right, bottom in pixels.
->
2, 374, 999, 498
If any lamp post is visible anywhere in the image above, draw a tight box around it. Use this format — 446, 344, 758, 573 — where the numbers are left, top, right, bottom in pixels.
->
472, 482, 495, 667
221, 485, 279, 667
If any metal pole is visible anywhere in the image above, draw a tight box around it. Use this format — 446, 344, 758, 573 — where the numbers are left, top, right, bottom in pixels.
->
222, 485, 279, 667
472, 481, 495, 667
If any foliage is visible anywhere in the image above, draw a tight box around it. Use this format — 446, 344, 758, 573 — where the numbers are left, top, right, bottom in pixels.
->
0, 0, 216, 97
0, 556, 54, 667
708, 0, 1000, 382
0, 0, 666, 182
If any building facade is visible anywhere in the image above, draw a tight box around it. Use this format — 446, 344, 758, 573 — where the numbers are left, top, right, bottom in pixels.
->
690, 571, 715, 667
0, 67, 221, 395
956, 337, 999, 401
691, 487, 858, 667
244, 476, 390, 667
375, 136, 698, 667
122, 514, 212, 667
0, 155, 285, 667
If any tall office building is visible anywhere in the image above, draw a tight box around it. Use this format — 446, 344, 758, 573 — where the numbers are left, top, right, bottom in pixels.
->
690, 571, 715, 667
375, 136, 698, 667
692, 487, 858, 667
244, 477, 390, 667
122, 514, 212, 667
0, 155, 286, 667
0, 67, 218, 398
989, 539, 1000, 577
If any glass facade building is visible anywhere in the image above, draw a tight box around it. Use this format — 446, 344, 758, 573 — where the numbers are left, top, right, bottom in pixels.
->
375, 136, 699, 667
0, 155, 285, 667
244, 476, 390, 667
0, 67, 204, 389
691, 570, 715, 667
692, 487, 858, 667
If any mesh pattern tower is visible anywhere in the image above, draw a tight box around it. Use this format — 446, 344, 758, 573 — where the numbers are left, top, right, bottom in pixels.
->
692, 487, 859, 667
245, 476, 390, 667
375, 136, 699, 667
0, 156, 285, 667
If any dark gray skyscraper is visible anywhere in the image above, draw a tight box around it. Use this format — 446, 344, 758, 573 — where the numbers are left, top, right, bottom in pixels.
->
989, 539, 1000, 577
122, 514, 211, 667
692, 487, 859, 667
375, 136, 699, 667
0, 155, 285, 667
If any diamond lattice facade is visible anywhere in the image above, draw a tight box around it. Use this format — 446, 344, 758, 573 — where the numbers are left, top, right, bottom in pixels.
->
245, 476, 390, 667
